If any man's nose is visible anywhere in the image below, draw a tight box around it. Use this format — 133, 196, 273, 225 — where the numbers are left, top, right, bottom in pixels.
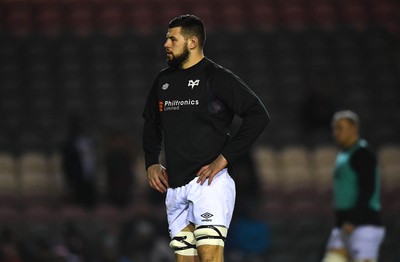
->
164, 40, 170, 48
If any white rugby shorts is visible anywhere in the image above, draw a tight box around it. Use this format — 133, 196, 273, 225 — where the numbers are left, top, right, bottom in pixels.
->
326, 225, 385, 260
165, 168, 236, 238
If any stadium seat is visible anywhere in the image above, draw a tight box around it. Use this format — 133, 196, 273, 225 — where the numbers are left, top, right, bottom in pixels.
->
253, 147, 281, 193
0, 34, 19, 64
15, 131, 47, 153
48, 152, 66, 200
339, 0, 368, 30
19, 152, 55, 206
33, 0, 62, 35
364, 27, 394, 51
302, 29, 329, 51
95, 0, 123, 35
371, 0, 399, 37
310, 145, 336, 200
91, 203, 122, 224
378, 145, 400, 193
310, 0, 337, 30
301, 30, 332, 72
333, 28, 359, 51
1, 0, 32, 35
261, 196, 286, 222
184, 3, 216, 31
0, 81, 22, 128
59, 205, 90, 222
158, 4, 184, 28
287, 190, 321, 217
0, 153, 19, 206
280, 1, 307, 31
0, 206, 21, 225
0, 132, 14, 153
0, 60, 19, 85
63, 0, 93, 35
279, 146, 312, 192
219, 2, 246, 32
123, 2, 154, 35
248, 0, 278, 32
23, 205, 57, 224
59, 79, 87, 112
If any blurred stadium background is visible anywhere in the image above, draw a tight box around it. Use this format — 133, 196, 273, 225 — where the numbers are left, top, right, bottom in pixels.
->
0, 0, 399, 261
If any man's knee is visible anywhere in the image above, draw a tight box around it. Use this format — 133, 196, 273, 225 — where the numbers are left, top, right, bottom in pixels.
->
194, 225, 227, 261
197, 245, 224, 261
193, 225, 227, 247
170, 225, 228, 260
322, 250, 348, 262
170, 230, 198, 256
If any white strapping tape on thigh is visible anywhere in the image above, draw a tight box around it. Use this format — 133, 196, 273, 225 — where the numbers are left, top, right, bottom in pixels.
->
194, 225, 228, 247
169, 230, 198, 256
322, 251, 348, 262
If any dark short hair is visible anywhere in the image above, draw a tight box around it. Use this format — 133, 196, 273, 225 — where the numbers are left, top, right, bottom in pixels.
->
169, 14, 206, 48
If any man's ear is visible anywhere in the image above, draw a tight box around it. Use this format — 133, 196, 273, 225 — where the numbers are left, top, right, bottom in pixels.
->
188, 36, 199, 50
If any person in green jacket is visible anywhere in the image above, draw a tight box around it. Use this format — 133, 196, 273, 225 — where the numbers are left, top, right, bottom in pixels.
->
322, 110, 385, 262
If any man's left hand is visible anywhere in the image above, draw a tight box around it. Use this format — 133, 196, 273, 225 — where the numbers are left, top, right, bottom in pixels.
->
196, 155, 228, 185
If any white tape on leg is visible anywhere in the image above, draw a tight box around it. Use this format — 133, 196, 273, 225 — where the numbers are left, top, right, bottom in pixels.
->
169, 230, 198, 256
194, 225, 228, 247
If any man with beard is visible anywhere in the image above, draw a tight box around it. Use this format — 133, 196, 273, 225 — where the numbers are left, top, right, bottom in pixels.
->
142, 14, 269, 262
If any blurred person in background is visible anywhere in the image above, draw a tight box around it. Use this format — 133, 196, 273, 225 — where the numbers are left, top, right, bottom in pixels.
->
322, 110, 385, 262
61, 115, 97, 208
142, 14, 269, 262
105, 131, 136, 208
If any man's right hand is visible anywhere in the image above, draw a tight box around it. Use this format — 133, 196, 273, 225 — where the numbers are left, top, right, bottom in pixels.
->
146, 164, 169, 193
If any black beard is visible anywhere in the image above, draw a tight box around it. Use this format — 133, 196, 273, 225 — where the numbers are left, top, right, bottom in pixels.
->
167, 46, 190, 69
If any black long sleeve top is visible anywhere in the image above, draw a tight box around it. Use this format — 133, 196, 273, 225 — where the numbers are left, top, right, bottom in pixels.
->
142, 58, 269, 188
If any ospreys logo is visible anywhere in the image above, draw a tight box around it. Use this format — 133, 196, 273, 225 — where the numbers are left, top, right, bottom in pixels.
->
188, 79, 200, 90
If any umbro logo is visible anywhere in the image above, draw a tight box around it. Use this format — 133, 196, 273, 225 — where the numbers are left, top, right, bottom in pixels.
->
200, 212, 213, 221
162, 83, 169, 90
188, 79, 200, 89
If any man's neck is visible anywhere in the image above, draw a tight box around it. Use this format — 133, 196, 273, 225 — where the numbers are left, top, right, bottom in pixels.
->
342, 136, 359, 150
181, 52, 204, 69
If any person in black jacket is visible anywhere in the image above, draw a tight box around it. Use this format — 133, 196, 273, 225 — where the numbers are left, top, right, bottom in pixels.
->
142, 14, 269, 262
61, 115, 97, 207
